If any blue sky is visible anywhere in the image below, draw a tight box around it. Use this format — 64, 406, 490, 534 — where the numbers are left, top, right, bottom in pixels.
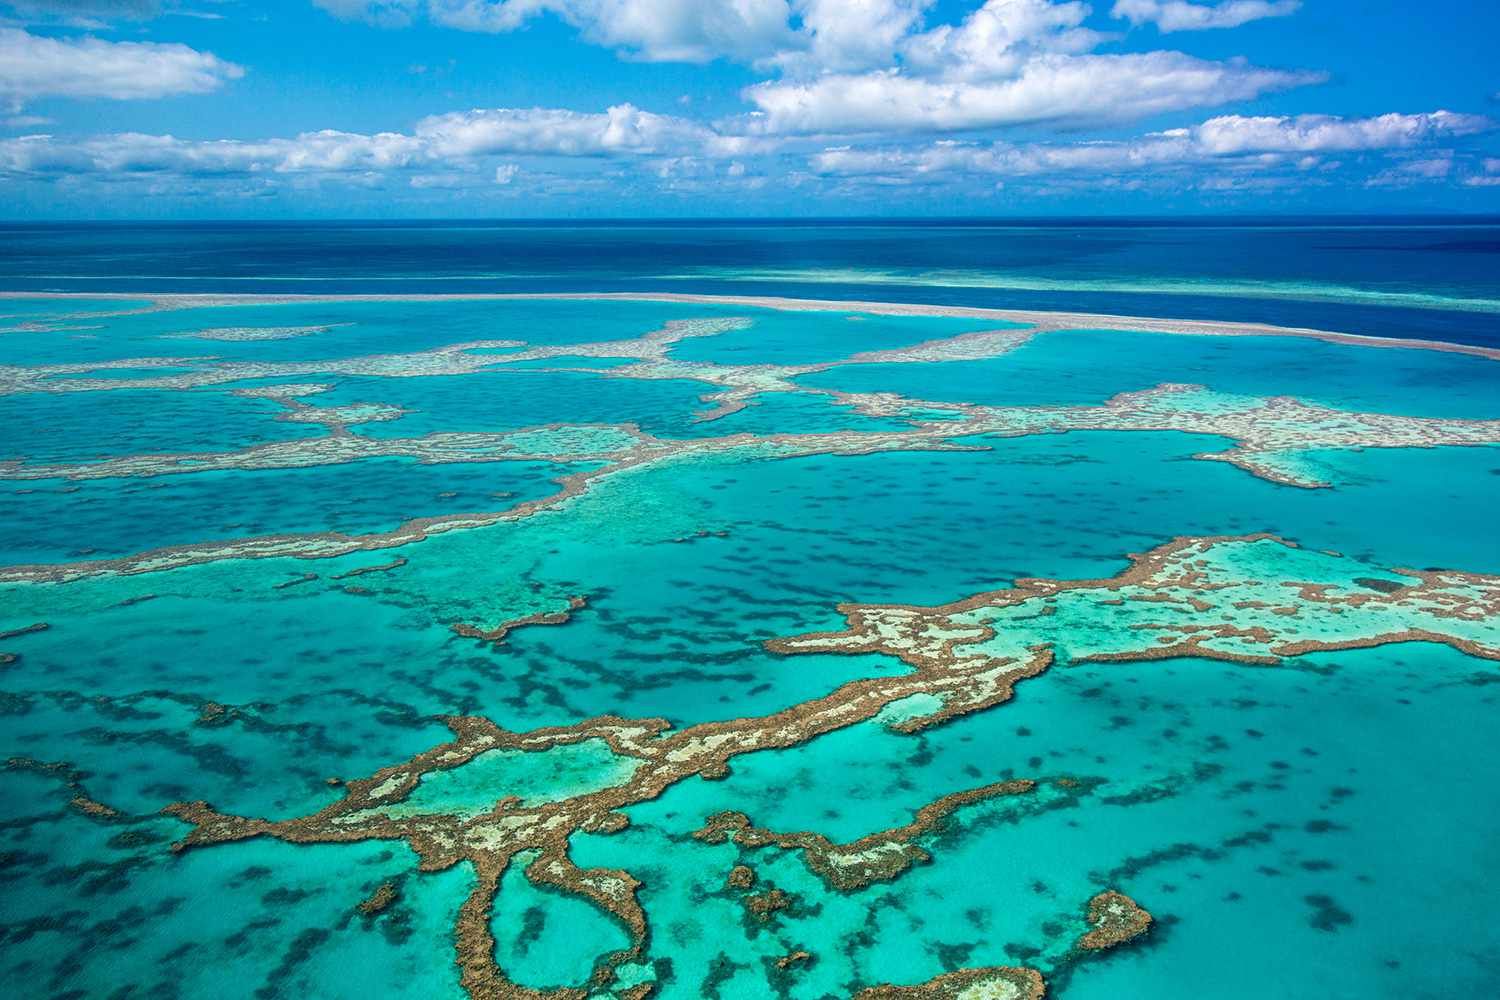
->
1, 0, 1497, 217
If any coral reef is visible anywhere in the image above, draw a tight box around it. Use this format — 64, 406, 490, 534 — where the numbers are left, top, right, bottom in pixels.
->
854, 965, 1047, 1000
151, 535, 1500, 997
1077, 891, 1152, 951
693, 779, 1037, 891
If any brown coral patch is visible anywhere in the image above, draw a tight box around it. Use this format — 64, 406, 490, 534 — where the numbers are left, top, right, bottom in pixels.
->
744, 887, 792, 922
334, 557, 409, 580
147, 534, 1500, 999
358, 881, 399, 916
0, 621, 48, 641
1077, 890, 1152, 951
6, 756, 121, 821
451, 596, 588, 645
854, 965, 1047, 1000
771, 534, 1500, 671
726, 864, 756, 890
695, 779, 1036, 892
160, 625, 1055, 997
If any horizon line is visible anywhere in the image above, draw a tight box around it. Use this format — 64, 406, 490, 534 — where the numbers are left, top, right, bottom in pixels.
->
3, 212, 1500, 227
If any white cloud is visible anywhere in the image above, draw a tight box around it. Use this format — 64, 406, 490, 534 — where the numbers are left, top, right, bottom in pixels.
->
0, 130, 416, 176
900, 0, 1105, 80
319, 0, 800, 62
0, 27, 242, 108
1111, 0, 1300, 32
811, 110, 1494, 178
307, 1, 1320, 142
312, 0, 1303, 90
776, 0, 930, 74
1191, 110, 1493, 153
735, 0, 1317, 136
1366, 155, 1454, 187
549, 0, 797, 63
414, 104, 715, 156
16, 103, 1484, 202
1405, 157, 1454, 177
745, 52, 1316, 134
5, 2, 1492, 208
0, 103, 744, 180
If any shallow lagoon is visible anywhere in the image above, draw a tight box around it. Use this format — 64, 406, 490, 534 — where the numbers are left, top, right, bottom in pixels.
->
1, 293, 1497, 999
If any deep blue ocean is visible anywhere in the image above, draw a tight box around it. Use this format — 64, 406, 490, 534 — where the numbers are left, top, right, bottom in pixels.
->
2, 217, 1499, 345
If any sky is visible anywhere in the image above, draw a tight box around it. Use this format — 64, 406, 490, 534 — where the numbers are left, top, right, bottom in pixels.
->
0, 0, 1498, 218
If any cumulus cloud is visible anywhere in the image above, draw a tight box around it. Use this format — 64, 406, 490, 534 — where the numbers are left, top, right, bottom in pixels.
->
12, 102, 1485, 202
1463, 158, 1500, 187
899, 0, 1105, 80
317, 0, 800, 62
810, 110, 1494, 178
309, 1, 1319, 139
8, 4, 1492, 207
1111, 0, 1300, 32
414, 104, 716, 156
0, 103, 741, 179
735, 0, 1317, 135
1366, 155, 1453, 187
1189, 110, 1491, 153
315, 0, 1306, 89
774, 0, 929, 74
0, 130, 411, 176
745, 53, 1316, 134
0, 27, 242, 108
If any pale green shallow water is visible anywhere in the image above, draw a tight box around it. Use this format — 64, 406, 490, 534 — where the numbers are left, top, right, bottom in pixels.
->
0, 295, 1497, 998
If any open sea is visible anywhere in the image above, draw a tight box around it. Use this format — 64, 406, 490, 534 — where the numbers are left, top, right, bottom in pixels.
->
1, 219, 1497, 999
4, 217, 1500, 342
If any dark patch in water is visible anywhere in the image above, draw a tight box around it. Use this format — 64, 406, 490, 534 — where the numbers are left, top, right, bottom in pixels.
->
1354, 577, 1405, 594
256, 927, 332, 999
1304, 894, 1353, 932
514, 905, 546, 956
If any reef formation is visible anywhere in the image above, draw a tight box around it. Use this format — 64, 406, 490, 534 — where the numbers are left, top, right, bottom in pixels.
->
154, 535, 1497, 998
4, 300, 1500, 586
5, 294, 1499, 998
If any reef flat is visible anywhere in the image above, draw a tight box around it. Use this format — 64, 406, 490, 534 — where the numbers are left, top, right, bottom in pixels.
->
4, 299, 1500, 585
149, 534, 1499, 997
7, 289, 1500, 359
1, 293, 1498, 999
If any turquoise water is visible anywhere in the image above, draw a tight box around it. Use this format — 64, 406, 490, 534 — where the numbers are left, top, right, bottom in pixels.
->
1, 291, 1498, 998
801, 326, 1500, 417
319, 370, 717, 440
0, 387, 325, 464
0, 458, 571, 564
664, 310, 1006, 366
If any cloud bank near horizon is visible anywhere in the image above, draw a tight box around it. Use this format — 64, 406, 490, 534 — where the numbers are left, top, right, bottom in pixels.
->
1, 0, 1496, 212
